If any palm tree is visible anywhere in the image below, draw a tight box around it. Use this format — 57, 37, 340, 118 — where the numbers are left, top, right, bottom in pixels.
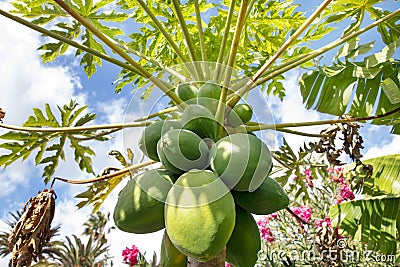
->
49, 234, 110, 267
82, 212, 113, 244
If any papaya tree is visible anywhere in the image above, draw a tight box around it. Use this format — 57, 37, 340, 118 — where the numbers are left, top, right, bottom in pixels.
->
0, 0, 399, 266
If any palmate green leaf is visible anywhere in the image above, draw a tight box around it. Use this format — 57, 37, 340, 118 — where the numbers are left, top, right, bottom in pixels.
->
330, 194, 400, 254
70, 139, 95, 175
11, 0, 128, 77
0, 132, 51, 167
39, 22, 81, 63
322, 0, 390, 37
0, 100, 103, 183
299, 40, 400, 133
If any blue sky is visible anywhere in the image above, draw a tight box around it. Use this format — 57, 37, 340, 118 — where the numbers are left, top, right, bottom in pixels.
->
0, 0, 399, 265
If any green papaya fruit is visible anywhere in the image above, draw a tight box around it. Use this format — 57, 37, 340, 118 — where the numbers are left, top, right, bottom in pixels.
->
227, 104, 253, 127
157, 129, 209, 174
182, 104, 218, 140
175, 83, 198, 102
210, 133, 272, 192
138, 120, 182, 161
197, 82, 222, 114
226, 206, 261, 267
113, 169, 174, 233
165, 170, 235, 262
160, 231, 188, 267
232, 177, 289, 215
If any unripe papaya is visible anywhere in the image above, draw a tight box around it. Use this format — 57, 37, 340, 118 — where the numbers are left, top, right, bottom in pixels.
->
165, 170, 235, 262
182, 104, 218, 140
197, 82, 222, 114
226, 206, 261, 267
160, 231, 188, 267
210, 133, 272, 192
113, 169, 174, 234
175, 83, 198, 102
138, 120, 181, 161
157, 129, 209, 174
227, 103, 253, 127
232, 177, 289, 215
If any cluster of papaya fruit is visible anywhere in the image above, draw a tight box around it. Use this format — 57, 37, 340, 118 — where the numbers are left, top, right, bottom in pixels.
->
113, 82, 289, 266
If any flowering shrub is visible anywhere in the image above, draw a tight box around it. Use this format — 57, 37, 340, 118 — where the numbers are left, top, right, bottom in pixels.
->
292, 205, 312, 223
256, 163, 393, 266
122, 245, 139, 266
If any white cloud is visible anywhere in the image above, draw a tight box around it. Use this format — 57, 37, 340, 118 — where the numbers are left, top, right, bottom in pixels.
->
0, 5, 88, 200
268, 70, 329, 150
362, 134, 400, 160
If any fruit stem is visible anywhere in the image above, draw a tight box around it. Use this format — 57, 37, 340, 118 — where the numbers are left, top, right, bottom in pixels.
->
53, 0, 186, 109
215, 0, 249, 133
227, 8, 400, 104
245, 105, 400, 132
276, 128, 329, 138
194, 0, 207, 63
135, 0, 198, 80
171, 0, 204, 81
0, 121, 152, 133
51, 160, 156, 186
134, 106, 179, 122
214, 0, 236, 82
227, 0, 333, 108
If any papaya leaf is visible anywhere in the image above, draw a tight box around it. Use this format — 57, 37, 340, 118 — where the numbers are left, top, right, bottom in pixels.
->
0, 100, 104, 183
39, 137, 67, 182
69, 139, 95, 175
10, 0, 128, 77
330, 194, 400, 255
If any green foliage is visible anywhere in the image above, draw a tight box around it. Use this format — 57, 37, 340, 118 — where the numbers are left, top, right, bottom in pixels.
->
0, 100, 105, 183
272, 138, 326, 203
10, 0, 128, 77
330, 194, 400, 254
348, 154, 400, 195
75, 149, 134, 212
299, 40, 400, 133
329, 154, 400, 255
322, 0, 400, 43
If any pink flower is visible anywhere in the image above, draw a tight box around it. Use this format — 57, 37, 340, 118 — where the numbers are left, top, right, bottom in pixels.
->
303, 169, 314, 187
267, 213, 278, 220
292, 205, 312, 223
304, 169, 312, 176
334, 180, 355, 204
122, 245, 139, 266
225, 263, 233, 267
257, 217, 275, 242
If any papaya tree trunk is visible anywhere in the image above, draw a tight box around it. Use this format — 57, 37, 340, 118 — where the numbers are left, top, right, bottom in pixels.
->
187, 248, 226, 267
